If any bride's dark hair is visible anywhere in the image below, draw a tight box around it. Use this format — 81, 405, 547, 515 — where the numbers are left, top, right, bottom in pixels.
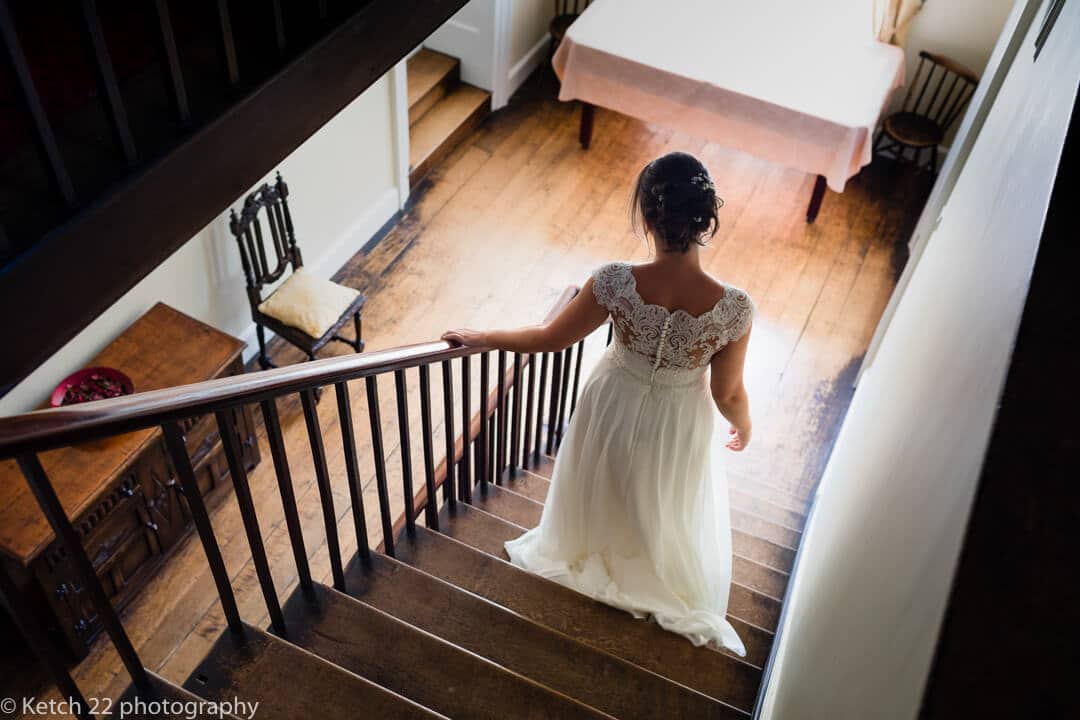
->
631, 152, 723, 253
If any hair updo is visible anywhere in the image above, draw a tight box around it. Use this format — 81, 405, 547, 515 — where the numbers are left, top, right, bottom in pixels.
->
631, 152, 723, 253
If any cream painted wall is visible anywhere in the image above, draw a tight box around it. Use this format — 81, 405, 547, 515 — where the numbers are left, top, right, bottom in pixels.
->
510, 0, 553, 64
1, 75, 400, 416
897, 0, 1015, 144
760, 2, 1080, 718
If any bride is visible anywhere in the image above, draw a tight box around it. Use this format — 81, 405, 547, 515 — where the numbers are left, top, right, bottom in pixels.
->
443, 151, 753, 656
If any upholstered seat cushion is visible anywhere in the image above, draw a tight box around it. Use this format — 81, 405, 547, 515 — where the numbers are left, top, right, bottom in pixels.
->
258, 268, 360, 339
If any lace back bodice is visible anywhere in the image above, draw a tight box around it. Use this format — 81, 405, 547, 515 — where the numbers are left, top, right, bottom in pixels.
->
592, 262, 753, 385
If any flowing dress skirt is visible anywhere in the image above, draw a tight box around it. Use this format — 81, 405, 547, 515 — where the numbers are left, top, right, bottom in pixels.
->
505, 348, 746, 656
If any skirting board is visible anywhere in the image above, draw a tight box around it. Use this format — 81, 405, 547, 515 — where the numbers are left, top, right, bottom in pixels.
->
237, 185, 401, 364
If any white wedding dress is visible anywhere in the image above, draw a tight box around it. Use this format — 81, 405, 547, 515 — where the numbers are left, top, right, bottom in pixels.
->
505, 261, 754, 656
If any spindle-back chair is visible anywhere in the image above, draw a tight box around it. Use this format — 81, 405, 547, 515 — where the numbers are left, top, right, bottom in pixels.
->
875, 50, 980, 172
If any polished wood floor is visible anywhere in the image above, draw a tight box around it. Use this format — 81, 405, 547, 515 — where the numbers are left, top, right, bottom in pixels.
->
10, 71, 932, 712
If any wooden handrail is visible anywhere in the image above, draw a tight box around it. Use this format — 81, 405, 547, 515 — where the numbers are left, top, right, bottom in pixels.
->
0, 287, 579, 459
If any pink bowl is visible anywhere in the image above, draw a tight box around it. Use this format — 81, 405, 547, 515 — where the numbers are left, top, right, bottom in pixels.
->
50, 367, 134, 408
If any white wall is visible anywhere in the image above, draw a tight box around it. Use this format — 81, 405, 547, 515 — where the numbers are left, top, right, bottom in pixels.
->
760, 1, 1080, 718
510, 0, 552, 62
426, 0, 499, 91
425, 0, 553, 110
897, 0, 1015, 144
505, 0, 554, 103
0, 75, 401, 416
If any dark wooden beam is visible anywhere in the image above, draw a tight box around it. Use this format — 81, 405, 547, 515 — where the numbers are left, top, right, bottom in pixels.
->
0, 0, 468, 393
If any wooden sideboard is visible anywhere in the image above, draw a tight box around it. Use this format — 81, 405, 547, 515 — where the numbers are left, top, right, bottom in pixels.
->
0, 303, 259, 659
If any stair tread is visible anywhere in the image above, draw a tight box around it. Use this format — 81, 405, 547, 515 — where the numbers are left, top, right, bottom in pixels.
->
407, 49, 458, 110
733, 527, 797, 573
729, 488, 807, 531
341, 552, 746, 720
502, 470, 550, 502
731, 508, 802, 551
184, 622, 442, 719
409, 84, 489, 181
471, 484, 785, 625
402, 510, 763, 711
118, 670, 242, 719
280, 581, 609, 719
524, 454, 557, 479
729, 475, 813, 516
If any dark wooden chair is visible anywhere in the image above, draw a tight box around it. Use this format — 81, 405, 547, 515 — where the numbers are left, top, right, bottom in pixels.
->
551, 0, 592, 50
230, 173, 366, 369
875, 51, 979, 173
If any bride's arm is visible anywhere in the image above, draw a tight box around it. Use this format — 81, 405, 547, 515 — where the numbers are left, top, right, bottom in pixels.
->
443, 277, 608, 354
710, 328, 752, 451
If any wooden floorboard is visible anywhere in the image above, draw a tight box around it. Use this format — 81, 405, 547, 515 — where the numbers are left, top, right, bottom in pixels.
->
34, 68, 930, 710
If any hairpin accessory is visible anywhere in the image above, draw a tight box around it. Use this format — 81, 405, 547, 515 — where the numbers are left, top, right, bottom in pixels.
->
690, 173, 715, 193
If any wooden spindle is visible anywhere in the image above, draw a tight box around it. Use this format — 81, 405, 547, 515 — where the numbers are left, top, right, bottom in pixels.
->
365, 376, 395, 556
522, 353, 537, 469
217, 0, 239, 86
534, 352, 550, 462
163, 422, 246, 628
496, 350, 507, 482
335, 383, 371, 569
80, 0, 136, 165
216, 409, 286, 635
419, 365, 439, 529
510, 353, 523, 475
460, 355, 472, 503
153, 0, 189, 123
488, 414, 497, 487
570, 338, 585, 418
271, 0, 286, 52
258, 399, 314, 594
441, 360, 456, 506
16, 454, 151, 693
478, 352, 490, 493
300, 389, 346, 590
556, 347, 573, 448
393, 370, 416, 536
0, 565, 91, 719
0, 0, 77, 206
546, 351, 562, 456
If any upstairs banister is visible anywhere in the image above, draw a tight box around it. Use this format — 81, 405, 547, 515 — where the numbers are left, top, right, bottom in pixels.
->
0, 287, 579, 459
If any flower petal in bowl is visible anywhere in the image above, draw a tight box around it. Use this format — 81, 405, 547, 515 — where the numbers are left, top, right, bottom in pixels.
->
50, 367, 135, 408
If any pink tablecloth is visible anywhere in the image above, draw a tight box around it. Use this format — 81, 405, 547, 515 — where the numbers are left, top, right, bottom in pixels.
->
553, 0, 905, 192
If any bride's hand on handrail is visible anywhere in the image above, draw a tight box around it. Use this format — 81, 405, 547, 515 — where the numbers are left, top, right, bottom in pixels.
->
442, 329, 487, 348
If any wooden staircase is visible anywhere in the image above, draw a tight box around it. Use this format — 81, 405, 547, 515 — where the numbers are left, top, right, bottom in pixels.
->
0, 291, 809, 719
407, 49, 491, 187
178, 454, 800, 717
